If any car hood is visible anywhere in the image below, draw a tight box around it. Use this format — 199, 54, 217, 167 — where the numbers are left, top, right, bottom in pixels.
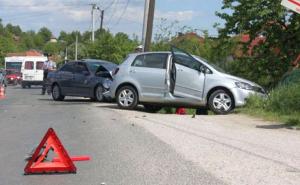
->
220, 73, 261, 87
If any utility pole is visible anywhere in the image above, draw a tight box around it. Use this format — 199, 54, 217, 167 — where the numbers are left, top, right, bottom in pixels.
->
75, 34, 78, 60
90, 4, 101, 42
100, 10, 104, 31
142, 0, 155, 52
65, 47, 68, 64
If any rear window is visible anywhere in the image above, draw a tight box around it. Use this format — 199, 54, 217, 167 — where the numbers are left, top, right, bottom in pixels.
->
36, 61, 44, 70
25, 61, 34, 70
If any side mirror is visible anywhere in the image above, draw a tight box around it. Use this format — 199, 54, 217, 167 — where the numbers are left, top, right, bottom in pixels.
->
199, 65, 206, 73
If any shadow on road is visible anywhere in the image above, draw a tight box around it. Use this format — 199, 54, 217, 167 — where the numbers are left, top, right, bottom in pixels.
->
256, 122, 299, 130
97, 104, 147, 112
38, 98, 94, 105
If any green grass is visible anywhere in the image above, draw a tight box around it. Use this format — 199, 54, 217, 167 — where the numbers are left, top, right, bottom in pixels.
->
239, 83, 300, 128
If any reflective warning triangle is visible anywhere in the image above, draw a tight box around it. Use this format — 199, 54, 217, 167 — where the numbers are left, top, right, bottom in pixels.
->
24, 128, 76, 174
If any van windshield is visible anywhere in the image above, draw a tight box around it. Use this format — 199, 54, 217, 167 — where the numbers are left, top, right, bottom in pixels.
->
6, 62, 22, 71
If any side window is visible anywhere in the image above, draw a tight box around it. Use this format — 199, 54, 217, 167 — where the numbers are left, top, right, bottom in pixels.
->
75, 63, 89, 74
60, 63, 74, 72
175, 55, 202, 71
25, 61, 34, 70
36, 61, 44, 70
132, 54, 168, 69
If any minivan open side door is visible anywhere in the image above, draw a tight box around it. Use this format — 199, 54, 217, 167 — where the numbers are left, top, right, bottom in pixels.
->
170, 46, 206, 101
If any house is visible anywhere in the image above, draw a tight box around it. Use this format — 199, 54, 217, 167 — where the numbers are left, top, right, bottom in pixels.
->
7, 50, 44, 57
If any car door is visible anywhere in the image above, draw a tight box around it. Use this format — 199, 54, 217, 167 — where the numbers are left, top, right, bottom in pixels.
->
35, 61, 44, 82
72, 62, 91, 96
130, 53, 168, 100
170, 47, 205, 101
57, 62, 75, 94
23, 61, 35, 81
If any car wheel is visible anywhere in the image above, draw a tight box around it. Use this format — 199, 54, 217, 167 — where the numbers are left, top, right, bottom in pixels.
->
116, 86, 138, 110
52, 84, 65, 101
208, 90, 233, 115
143, 104, 162, 113
95, 85, 104, 102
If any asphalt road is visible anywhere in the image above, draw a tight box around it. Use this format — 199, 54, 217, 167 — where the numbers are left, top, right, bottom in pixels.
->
0, 86, 223, 185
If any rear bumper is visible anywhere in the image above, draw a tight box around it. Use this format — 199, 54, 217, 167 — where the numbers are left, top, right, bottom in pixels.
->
22, 80, 44, 85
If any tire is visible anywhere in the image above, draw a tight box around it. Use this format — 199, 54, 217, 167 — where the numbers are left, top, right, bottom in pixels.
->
116, 86, 138, 110
21, 82, 26, 89
94, 85, 104, 102
143, 104, 162, 113
52, 84, 65, 101
208, 90, 234, 115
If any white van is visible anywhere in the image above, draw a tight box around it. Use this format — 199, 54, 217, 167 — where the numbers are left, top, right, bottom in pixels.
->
20, 56, 47, 88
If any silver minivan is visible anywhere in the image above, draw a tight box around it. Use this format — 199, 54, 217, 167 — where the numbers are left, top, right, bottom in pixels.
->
108, 47, 265, 114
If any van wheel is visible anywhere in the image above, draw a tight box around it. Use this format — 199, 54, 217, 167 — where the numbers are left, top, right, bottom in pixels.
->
95, 85, 104, 102
208, 90, 233, 115
143, 104, 162, 113
52, 84, 65, 101
116, 86, 138, 110
21, 82, 26, 88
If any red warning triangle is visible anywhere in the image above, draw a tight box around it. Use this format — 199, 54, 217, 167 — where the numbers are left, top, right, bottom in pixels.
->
24, 128, 76, 174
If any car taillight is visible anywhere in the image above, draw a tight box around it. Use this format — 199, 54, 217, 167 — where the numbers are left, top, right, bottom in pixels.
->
112, 68, 119, 76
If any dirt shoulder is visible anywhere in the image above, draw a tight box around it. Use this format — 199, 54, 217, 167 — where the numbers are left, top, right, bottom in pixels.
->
99, 104, 300, 185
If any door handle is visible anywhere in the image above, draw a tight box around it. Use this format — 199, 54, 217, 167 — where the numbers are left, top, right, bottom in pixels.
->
130, 69, 136, 73
177, 69, 183, 72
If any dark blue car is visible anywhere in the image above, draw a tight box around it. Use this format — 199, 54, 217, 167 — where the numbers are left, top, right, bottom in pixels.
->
46, 59, 117, 101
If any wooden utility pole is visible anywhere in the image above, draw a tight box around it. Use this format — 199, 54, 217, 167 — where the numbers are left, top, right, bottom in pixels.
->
100, 10, 104, 31
142, 0, 155, 52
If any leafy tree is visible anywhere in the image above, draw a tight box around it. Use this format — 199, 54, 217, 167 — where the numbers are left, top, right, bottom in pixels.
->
38, 27, 52, 43
216, 0, 300, 87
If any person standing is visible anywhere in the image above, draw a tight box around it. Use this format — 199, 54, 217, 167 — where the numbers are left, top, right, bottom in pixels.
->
41, 53, 56, 95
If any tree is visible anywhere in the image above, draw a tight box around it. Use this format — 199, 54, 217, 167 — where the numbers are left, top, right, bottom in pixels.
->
216, 0, 300, 87
38, 27, 52, 43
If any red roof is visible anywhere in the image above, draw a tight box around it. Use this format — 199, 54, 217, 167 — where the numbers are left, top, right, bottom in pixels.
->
7, 50, 43, 57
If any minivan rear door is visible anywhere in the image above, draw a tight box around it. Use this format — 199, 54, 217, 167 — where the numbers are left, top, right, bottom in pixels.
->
170, 47, 205, 101
36, 61, 44, 82
23, 61, 35, 81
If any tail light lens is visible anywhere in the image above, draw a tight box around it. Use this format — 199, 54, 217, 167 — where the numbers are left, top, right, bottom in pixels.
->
112, 68, 119, 76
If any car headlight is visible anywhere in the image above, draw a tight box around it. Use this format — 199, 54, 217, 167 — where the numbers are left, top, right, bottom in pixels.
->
235, 82, 254, 90
103, 79, 112, 89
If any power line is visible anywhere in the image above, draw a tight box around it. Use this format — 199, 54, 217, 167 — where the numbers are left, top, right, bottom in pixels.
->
113, 0, 130, 26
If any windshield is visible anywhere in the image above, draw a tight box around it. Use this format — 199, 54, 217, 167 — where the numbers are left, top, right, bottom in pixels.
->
86, 62, 117, 74
86, 62, 102, 73
6, 62, 22, 71
194, 56, 226, 73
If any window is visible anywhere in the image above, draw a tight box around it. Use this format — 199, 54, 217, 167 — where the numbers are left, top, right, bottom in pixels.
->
25, 61, 34, 70
132, 54, 168, 69
60, 63, 75, 72
75, 63, 89, 74
6, 62, 22, 71
172, 47, 202, 71
36, 61, 44, 70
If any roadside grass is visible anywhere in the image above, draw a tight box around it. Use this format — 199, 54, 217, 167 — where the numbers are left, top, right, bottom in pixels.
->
159, 83, 300, 129
238, 83, 300, 128
236, 108, 300, 128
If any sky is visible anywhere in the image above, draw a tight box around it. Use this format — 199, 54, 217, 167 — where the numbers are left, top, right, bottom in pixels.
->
0, 0, 225, 39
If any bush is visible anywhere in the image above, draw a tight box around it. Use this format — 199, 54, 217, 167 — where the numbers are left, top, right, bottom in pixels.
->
243, 83, 300, 127
266, 84, 300, 114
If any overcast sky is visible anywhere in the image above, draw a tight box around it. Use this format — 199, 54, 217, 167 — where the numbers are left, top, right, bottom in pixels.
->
0, 0, 225, 39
